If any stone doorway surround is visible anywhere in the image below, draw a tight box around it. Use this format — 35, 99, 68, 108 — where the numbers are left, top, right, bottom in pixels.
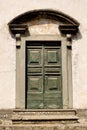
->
8, 9, 79, 109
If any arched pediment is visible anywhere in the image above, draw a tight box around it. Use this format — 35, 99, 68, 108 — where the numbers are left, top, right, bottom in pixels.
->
8, 9, 79, 36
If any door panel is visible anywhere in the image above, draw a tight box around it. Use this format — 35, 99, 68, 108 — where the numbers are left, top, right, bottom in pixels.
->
27, 96, 43, 109
44, 99, 62, 109
27, 68, 42, 73
45, 68, 61, 73
45, 48, 61, 66
26, 42, 62, 109
27, 76, 42, 92
45, 76, 61, 91
27, 49, 42, 66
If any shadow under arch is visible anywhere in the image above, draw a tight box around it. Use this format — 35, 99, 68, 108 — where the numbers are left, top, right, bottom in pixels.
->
8, 9, 80, 36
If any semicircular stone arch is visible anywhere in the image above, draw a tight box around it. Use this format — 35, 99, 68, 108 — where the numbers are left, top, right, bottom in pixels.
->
9, 9, 79, 36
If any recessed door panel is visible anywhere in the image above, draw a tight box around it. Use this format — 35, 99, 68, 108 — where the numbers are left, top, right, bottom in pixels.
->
45, 48, 61, 66
45, 76, 61, 92
27, 76, 42, 92
27, 49, 42, 66
47, 50, 57, 63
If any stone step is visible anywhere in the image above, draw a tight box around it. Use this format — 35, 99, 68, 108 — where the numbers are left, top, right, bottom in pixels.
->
1, 123, 87, 130
12, 109, 77, 115
12, 109, 79, 124
12, 115, 79, 124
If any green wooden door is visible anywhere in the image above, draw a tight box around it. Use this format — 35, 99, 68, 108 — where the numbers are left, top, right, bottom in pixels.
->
26, 41, 62, 109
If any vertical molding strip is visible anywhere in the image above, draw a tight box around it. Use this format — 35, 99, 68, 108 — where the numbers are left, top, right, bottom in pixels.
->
16, 34, 25, 108
62, 38, 68, 109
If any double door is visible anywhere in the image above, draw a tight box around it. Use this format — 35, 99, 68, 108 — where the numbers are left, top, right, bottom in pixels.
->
26, 41, 62, 109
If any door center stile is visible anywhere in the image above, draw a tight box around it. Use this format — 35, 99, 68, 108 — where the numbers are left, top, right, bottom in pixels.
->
42, 44, 44, 108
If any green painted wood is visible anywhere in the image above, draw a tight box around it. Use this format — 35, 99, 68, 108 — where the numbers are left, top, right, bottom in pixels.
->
26, 42, 62, 109
27, 49, 42, 66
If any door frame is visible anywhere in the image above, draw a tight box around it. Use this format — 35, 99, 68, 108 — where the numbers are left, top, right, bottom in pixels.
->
16, 35, 73, 109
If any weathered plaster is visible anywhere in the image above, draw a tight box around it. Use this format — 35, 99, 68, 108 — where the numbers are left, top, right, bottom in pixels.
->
0, 0, 87, 108
28, 19, 60, 35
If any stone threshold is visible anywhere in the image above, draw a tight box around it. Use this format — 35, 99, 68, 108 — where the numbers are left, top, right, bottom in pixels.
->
12, 109, 79, 124
13, 109, 77, 112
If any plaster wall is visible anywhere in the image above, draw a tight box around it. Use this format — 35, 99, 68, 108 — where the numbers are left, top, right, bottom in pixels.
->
0, 0, 87, 108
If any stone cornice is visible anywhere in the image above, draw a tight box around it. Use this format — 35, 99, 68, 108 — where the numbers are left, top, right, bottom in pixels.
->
9, 24, 28, 36
59, 24, 78, 34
